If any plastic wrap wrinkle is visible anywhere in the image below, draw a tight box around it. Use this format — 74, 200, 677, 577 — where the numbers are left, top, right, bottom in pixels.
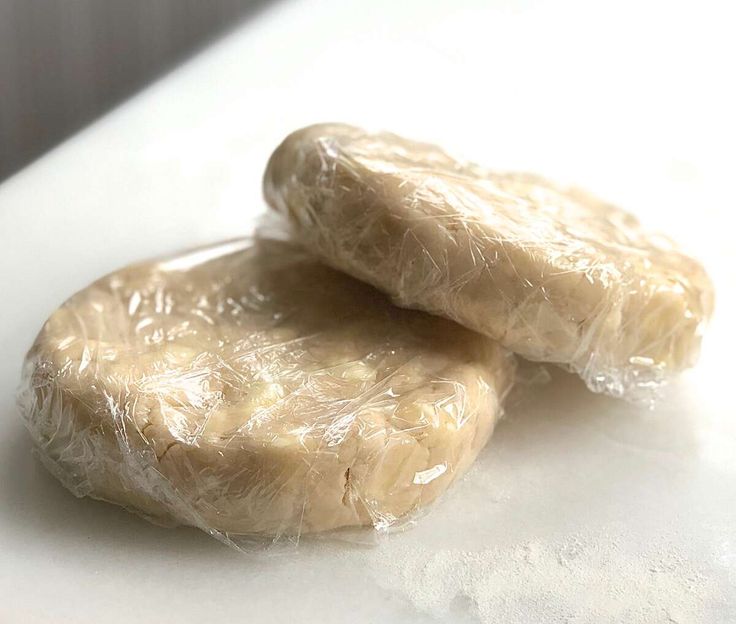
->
18, 238, 515, 550
263, 123, 714, 402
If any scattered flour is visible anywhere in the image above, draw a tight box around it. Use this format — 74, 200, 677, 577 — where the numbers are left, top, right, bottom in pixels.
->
361, 531, 718, 623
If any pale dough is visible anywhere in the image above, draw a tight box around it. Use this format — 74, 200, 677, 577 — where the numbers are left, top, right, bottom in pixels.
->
264, 123, 714, 400
20, 239, 514, 540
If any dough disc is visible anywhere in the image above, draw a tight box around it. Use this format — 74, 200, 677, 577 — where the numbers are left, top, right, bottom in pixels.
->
264, 124, 714, 401
20, 239, 514, 542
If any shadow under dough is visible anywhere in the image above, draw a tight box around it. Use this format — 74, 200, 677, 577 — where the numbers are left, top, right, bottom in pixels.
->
1, 419, 224, 558
491, 363, 702, 459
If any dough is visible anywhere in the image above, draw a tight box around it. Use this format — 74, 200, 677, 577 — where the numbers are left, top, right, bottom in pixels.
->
19, 239, 514, 542
264, 123, 714, 401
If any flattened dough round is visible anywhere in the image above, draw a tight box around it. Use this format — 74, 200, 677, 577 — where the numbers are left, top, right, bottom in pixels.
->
20, 239, 514, 541
264, 123, 714, 401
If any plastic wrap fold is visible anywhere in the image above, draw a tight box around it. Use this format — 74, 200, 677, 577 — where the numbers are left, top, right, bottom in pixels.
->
264, 123, 714, 402
18, 238, 515, 549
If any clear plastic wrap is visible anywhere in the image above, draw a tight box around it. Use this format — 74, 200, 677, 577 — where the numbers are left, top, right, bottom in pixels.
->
18, 238, 515, 550
264, 123, 715, 402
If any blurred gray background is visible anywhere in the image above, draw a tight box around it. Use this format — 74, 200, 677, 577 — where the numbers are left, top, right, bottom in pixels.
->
0, 0, 271, 181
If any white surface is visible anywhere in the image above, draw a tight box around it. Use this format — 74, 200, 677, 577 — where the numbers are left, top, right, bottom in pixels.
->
1, 0, 735, 622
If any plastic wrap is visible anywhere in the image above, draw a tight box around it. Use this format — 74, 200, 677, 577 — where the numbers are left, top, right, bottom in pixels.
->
264, 123, 714, 402
18, 238, 515, 550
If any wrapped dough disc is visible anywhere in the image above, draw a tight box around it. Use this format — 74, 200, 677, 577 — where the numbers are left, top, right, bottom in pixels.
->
264, 123, 714, 401
19, 238, 514, 544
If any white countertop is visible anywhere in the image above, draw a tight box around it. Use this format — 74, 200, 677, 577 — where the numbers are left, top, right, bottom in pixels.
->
1, 0, 734, 621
